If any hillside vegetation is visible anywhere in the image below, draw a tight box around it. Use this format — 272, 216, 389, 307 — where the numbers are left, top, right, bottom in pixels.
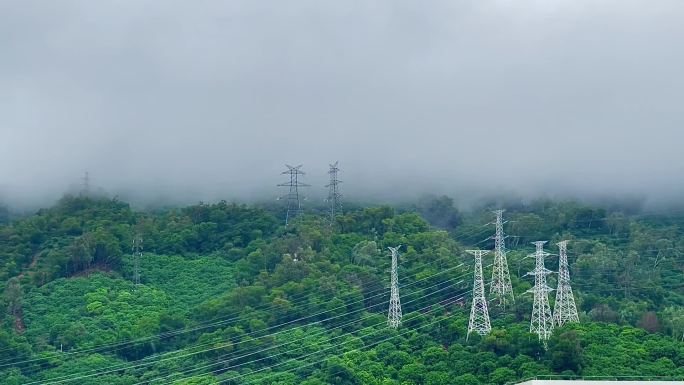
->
1, 196, 683, 384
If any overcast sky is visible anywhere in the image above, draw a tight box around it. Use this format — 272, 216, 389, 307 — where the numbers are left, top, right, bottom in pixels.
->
1, 0, 683, 209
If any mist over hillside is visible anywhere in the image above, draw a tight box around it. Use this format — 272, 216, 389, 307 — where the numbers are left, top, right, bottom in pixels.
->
2, 0, 684, 210
3, 2, 684, 384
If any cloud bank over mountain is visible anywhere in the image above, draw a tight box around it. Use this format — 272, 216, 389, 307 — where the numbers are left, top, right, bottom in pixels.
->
1, 0, 683, 209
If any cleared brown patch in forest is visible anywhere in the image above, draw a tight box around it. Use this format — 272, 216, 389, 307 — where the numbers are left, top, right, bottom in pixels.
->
14, 309, 26, 333
68, 263, 114, 278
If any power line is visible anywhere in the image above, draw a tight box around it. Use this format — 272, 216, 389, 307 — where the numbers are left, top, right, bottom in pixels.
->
0, 232, 481, 370
235, 293, 471, 385
8, 219, 678, 372
2, 217, 489, 365
10, 201, 684, 380
16, 267, 463, 378
16, 214, 644, 366
25, 264, 479, 384
140, 279, 473, 385
17, 213, 684, 378
29, 265, 676, 382
152, 286, 476, 385
34, 273, 474, 385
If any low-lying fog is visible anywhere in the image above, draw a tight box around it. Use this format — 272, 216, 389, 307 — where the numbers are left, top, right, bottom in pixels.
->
2, 0, 683, 211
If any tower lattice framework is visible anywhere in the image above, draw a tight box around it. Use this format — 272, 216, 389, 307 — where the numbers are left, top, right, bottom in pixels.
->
325, 161, 342, 225
553, 240, 579, 327
490, 210, 514, 306
467, 249, 491, 339
277, 164, 309, 225
526, 241, 554, 346
387, 246, 402, 329
81, 171, 90, 197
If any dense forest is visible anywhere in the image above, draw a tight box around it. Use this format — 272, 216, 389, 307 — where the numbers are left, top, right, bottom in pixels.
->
1, 195, 683, 384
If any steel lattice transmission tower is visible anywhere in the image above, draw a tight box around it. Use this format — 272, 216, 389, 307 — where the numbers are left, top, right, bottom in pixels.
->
490, 210, 514, 307
553, 240, 579, 327
81, 171, 90, 197
132, 234, 143, 285
467, 249, 492, 340
526, 241, 554, 345
277, 164, 310, 225
325, 161, 342, 225
387, 246, 403, 329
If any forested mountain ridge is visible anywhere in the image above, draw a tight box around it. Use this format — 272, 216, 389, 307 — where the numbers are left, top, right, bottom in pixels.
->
1, 196, 683, 384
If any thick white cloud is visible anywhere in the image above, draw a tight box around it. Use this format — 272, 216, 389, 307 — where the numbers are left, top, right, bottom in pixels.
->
1, 0, 683, 208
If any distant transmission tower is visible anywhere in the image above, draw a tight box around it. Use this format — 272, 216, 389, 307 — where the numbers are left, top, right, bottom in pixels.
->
467, 249, 492, 339
553, 240, 579, 327
526, 241, 554, 346
277, 164, 310, 225
387, 246, 402, 329
81, 171, 90, 197
132, 234, 142, 285
490, 210, 514, 307
325, 161, 342, 225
